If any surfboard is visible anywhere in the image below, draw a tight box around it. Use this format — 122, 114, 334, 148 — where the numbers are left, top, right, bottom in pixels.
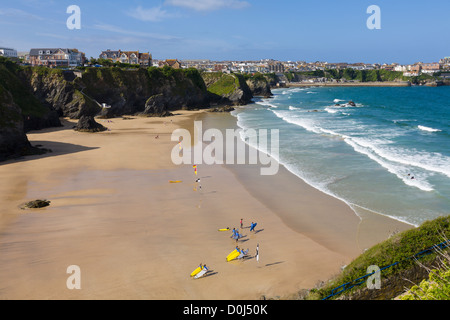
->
227, 250, 240, 262
237, 249, 249, 259
218, 228, 230, 232
169, 180, 182, 184
190, 267, 202, 277
194, 268, 208, 279
226, 249, 237, 260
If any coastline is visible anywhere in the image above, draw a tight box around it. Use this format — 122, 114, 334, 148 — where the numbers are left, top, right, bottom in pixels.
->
199, 112, 413, 254
286, 81, 412, 88
0, 110, 413, 300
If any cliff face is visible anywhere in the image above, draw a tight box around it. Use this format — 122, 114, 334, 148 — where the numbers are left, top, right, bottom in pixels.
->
20, 66, 210, 119
0, 86, 31, 161
79, 67, 210, 118
0, 58, 60, 160
201, 72, 253, 105
245, 76, 272, 98
0, 61, 61, 132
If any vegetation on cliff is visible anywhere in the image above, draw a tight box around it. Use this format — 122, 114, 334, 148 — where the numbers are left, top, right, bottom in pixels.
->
0, 57, 53, 121
401, 258, 450, 300
305, 216, 450, 300
283, 68, 438, 85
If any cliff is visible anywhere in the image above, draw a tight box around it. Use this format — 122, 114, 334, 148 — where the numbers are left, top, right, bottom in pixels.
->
0, 58, 272, 161
201, 72, 253, 105
244, 74, 272, 98
201, 72, 273, 105
21, 66, 210, 119
0, 84, 32, 161
0, 58, 58, 160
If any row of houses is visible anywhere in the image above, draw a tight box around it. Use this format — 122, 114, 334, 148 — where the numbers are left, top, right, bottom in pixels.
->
99, 49, 152, 66
1, 46, 449, 76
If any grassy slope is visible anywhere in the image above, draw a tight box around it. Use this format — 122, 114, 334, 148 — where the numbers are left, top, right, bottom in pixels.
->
309, 216, 450, 300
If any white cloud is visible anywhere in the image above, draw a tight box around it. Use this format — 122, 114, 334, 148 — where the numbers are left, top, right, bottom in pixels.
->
126, 5, 176, 22
93, 23, 177, 41
164, 0, 250, 12
0, 7, 44, 20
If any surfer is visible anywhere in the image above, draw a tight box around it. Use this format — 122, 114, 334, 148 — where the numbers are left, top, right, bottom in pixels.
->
240, 218, 243, 228
250, 222, 257, 232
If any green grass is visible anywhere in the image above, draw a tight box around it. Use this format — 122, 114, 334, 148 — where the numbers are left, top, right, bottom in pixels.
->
202, 73, 239, 96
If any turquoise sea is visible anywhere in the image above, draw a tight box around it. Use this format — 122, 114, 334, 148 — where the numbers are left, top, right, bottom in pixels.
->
232, 86, 450, 226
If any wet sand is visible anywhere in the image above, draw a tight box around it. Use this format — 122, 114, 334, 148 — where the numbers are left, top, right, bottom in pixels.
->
0, 111, 413, 300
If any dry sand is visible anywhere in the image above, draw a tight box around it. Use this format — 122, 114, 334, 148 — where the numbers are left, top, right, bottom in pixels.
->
0, 111, 412, 300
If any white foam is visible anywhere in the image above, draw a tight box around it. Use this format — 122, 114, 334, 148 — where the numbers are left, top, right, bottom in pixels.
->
418, 125, 442, 133
334, 99, 345, 103
325, 107, 339, 114
344, 138, 434, 192
271, 110, 321, 134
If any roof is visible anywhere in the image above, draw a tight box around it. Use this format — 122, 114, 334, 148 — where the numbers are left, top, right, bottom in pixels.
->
29, 48, 75, 56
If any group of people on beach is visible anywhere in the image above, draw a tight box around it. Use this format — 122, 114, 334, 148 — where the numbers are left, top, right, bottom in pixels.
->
192, 218, 261, 279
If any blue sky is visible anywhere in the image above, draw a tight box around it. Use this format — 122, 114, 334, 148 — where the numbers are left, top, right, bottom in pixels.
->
0, 0, 449, 64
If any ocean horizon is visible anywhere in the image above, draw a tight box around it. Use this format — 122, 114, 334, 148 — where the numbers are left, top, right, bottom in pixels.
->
232, 86, 450, 227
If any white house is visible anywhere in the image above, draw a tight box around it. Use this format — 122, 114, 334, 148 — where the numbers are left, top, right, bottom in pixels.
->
0, 47, 18, 58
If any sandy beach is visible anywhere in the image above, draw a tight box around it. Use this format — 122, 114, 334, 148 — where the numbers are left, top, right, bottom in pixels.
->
0, 111, 412, 300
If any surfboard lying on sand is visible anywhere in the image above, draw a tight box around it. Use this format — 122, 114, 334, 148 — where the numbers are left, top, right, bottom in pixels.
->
190, 267, 202, 277
169, 180, 182, 184
194, 268, 208, 279
218, 228, 230, 232
226, 249, 240, 262
237, 249, 249, 259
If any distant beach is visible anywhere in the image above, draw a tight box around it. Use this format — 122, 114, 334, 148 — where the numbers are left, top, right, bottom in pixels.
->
0, 110, 413, 299
286, 81, 411, 87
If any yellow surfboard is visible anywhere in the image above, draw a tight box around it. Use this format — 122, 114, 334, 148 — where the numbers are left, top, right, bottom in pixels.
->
218, 228, 230, 232
169, 180, 182, 184
226, 249, 240, 262
190, 266, 202, 277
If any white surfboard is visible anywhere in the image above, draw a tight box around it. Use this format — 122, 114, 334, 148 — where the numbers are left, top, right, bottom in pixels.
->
237, 249, 249, 259
194, 268, 208, 279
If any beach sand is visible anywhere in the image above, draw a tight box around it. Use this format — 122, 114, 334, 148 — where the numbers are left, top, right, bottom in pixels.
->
0, 111, 412, 300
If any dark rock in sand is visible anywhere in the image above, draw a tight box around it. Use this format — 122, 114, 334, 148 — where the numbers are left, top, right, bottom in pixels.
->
21, 199, 51, 209
75, 115, 107, 133
208, 105, 235, 113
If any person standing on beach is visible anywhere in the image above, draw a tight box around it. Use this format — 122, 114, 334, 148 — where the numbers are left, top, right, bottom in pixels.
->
240, 219, 243, 229
256, 244, 259, 262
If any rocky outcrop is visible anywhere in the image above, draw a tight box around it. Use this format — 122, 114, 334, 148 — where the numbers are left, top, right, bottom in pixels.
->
201, 72, 253, 106
0, 88, 32, 161
246, 76, 272, 98
75, 115, 107, 133
141, 94, 173, 117
208, 105, 235, 113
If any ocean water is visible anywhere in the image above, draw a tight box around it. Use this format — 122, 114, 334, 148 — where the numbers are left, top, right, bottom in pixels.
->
232, 86, 450, 227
